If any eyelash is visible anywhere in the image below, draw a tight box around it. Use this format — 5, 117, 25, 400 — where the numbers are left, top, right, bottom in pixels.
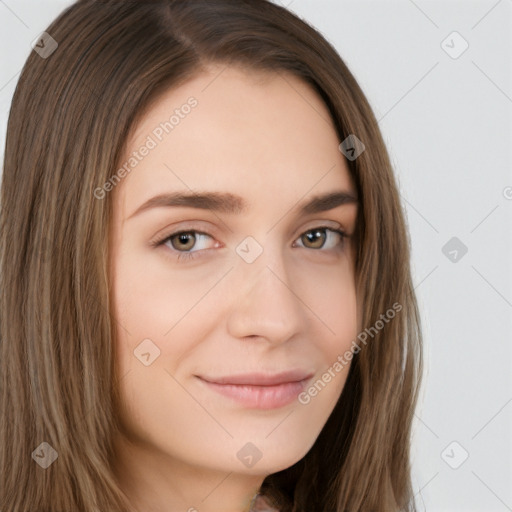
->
151, 226, 348, 263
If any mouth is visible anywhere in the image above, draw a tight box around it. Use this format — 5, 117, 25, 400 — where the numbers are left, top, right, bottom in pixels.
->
195, 370, 314, 410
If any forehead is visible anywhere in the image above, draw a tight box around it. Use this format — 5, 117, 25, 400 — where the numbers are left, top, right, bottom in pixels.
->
115, 64, 355, 215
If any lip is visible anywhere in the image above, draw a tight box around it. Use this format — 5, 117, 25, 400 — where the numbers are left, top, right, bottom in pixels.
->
196, 370, 314, 409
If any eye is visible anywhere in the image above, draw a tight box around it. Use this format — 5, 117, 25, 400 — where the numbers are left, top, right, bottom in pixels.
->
294, 226, 347, 251
151, 230, 216, 263
151, 226, 348, 263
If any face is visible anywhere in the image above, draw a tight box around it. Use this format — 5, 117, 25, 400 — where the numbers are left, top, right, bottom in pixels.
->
109, 64, 359, 488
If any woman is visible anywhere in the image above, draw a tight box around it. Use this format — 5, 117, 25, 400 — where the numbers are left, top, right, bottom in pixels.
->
0, 1, 423, 511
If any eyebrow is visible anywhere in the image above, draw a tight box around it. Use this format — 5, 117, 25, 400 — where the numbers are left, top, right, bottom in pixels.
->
127, 189, 358, 220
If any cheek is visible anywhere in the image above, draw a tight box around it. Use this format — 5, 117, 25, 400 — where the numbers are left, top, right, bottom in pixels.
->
304, 258, 358, 352
294, 282, 357, 427
300, 263, 358, 402
114, 247, 232, 328
326, 286, 358, 362
111, 247, 212, 338
110, 251, 229, 421
109, 253, 208, 449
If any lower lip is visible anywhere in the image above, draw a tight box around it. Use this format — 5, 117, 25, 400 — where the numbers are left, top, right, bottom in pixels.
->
198, 377, 310, 409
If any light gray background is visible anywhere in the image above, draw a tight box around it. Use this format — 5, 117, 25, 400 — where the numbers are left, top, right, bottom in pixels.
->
1, 1, 511, 510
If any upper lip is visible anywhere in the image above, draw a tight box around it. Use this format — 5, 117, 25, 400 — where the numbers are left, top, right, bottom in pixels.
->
198, 369, 314, 386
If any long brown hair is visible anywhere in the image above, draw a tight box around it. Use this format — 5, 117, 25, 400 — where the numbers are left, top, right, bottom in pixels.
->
0, 1, 423, 510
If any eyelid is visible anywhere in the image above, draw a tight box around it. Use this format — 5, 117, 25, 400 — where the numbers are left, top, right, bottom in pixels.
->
298, 219, 344, 234
148, 220, 218, 247
149, 229, 218, 252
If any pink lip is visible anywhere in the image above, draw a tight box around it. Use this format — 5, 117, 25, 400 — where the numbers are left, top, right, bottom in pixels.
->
196, 370, 314, 409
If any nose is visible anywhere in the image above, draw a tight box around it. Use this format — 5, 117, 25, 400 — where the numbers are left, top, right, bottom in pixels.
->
225, 249, 307, 345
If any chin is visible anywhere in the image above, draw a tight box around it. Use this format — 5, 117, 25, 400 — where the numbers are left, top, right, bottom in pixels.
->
232, 440, 313, 476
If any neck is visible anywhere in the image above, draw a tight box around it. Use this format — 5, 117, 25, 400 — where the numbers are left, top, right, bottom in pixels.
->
113, 433, 265, 512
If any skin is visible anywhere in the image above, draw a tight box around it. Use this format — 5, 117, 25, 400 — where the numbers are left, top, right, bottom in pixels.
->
109, 63, 359, 512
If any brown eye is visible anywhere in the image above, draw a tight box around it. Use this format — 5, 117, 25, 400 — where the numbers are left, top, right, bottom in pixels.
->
296, 227, 347, 251
152, 230, 216, 260
302, 229, 326, 249
169, 232, 197, 251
